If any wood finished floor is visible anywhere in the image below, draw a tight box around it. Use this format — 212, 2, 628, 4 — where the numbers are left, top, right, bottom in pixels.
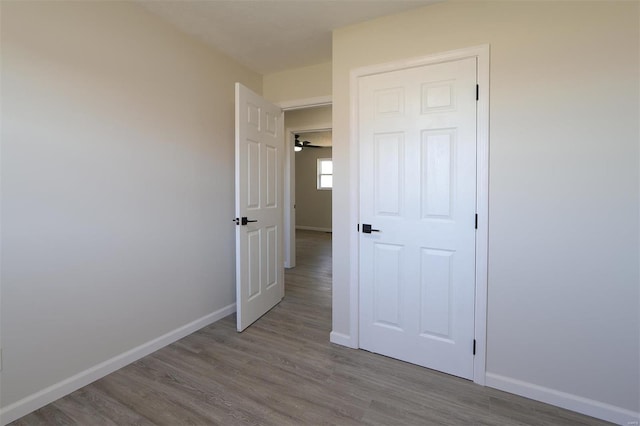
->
12, 230, 609, 426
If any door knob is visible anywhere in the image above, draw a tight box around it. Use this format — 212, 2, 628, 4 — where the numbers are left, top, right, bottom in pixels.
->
362, 224, 380, 234
241, 217, 258, 226
234, 217, 258, 225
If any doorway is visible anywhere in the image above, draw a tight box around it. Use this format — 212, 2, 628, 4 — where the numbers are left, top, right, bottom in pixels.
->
293, 130, 332, 234
282, 105, 332, 268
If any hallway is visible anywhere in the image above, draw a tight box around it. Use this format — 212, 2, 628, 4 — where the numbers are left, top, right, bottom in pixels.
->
12, 230, 607, 425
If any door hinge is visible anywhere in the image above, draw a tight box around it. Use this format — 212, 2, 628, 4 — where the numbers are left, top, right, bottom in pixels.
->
476, 84, 479, 101
473, 339, 476, 355
475, 214, 478, 229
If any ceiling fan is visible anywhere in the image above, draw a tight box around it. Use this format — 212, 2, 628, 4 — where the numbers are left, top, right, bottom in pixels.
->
295, 134, 322, 152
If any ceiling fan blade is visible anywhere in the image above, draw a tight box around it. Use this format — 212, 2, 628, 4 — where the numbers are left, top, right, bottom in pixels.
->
295, 135, 327, 149
302, 141, 323, 148
295, 135, 313, 147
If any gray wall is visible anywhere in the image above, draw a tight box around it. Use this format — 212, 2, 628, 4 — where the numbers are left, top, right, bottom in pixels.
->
1, 0, 261, 414
295, 147, 332, 230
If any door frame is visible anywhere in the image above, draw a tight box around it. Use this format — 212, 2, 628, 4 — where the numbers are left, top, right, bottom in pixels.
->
283, 125, 332, 268
278, 97, 333, 269
348, 44, 490, 385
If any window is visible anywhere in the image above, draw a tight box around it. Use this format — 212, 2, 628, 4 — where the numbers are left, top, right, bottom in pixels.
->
317, 158, 333, 190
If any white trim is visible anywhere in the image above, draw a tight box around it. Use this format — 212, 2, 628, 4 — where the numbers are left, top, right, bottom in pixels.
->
346, 45, 490, 387
294, 127, 332, 134
348, 61, 361, 348
486, 373, 640, 425
473, 44, 490, 386
296, 225, 332, 233
278, 96, 332, 111
284, 127, 296, 269
329, 331, 356, 348
0, 304, 236, 426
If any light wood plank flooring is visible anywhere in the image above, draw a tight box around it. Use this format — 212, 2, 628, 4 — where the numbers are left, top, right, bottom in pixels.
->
12, 230, 609, 425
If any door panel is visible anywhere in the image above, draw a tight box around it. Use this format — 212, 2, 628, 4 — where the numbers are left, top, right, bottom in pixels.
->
235, 83, 284, 331
266, 146, 277, 208
422, 130, 454, 218
374, 133, 404, 216
420, 248, 454, 339
359, 58, 477, 379
247, 141, 260, 208
266, 225, 278, 288
373, 242, 403, 329
247, 230, 261, 299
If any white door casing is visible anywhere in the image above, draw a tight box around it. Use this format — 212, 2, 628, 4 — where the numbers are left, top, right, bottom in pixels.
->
358, 57, 478, 379
235, 83, 285, 332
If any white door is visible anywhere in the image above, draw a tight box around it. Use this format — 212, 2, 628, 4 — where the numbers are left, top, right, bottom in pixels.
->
358, 58, 477, 379
235, 83, 284, 332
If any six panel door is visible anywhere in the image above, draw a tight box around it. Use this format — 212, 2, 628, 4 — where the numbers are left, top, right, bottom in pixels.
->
235, 83, 285, 332
358, 58, 478, 379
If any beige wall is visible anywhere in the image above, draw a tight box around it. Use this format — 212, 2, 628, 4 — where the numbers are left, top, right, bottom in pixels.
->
1, 0, 261, 417
332, 0, 639, 420
285, 106, 332, 131
263, 61, 332, 104
295, 146, 332, 230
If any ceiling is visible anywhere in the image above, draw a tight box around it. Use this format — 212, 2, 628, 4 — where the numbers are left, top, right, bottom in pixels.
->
298, 130, 332, 148
137, 0, 439, 75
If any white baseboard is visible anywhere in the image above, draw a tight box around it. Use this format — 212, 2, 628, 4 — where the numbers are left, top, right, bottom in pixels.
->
485, 373, 639, 425
330, 331, 357, 348
296, 226, 332, 233
0, 303, 236, 426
